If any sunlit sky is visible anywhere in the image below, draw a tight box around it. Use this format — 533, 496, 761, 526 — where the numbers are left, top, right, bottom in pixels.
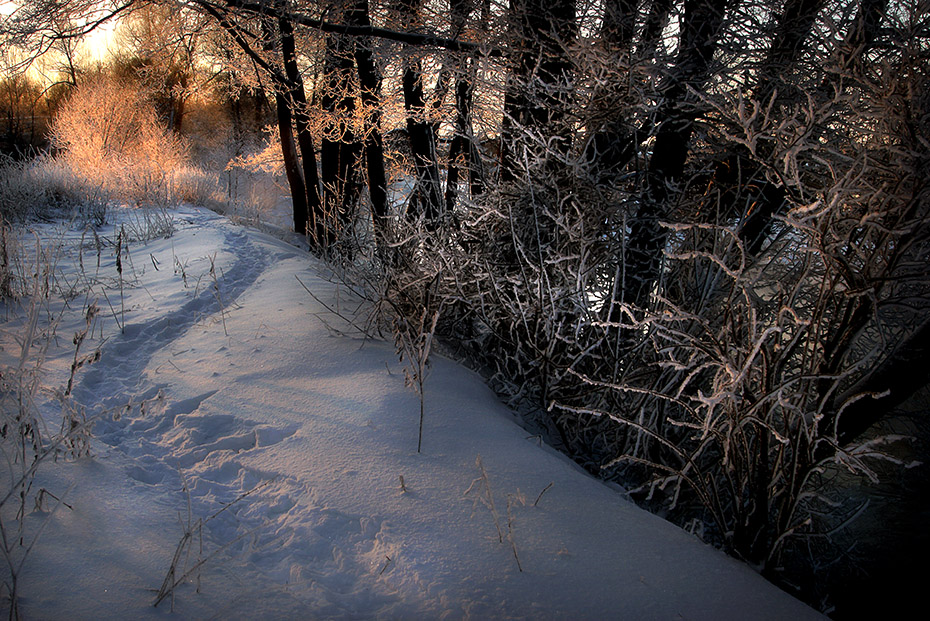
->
82, 17, 118, 61
1, 0, 118, 63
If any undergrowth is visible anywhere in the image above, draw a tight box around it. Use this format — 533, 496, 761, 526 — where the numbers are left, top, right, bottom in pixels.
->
0, 231, 97, 620
0, 204, 182, 618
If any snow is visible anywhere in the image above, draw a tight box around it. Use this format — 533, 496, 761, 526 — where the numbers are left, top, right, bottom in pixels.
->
2, 205, 822, 619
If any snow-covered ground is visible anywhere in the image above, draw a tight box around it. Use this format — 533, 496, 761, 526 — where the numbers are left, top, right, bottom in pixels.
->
1, 205, 822, 619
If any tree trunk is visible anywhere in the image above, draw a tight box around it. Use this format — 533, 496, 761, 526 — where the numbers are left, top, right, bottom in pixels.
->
402, 60, 444, 222
320, 30, 363, 238
636, 0, 674, 60
444, 63, 479, 214
620, 0, 728, 314
755, 0, 825, 105
273, 91, 309, 236
728, 0, 824, 253
584, 0, 639, 187
735, 0, 888, 253
501, 0, 575, 183
259, 15, 310, 237
444, 0, 482, 213
602, 0, 638, 54
278, 9, 326, 248
350, 0, 389, 241
397, 0, 443, 224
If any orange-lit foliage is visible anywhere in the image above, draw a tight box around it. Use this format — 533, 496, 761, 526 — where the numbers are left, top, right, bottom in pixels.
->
50, 76, 188, 206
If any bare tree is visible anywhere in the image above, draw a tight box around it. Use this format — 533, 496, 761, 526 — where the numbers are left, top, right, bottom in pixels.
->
319, 10, 363, 240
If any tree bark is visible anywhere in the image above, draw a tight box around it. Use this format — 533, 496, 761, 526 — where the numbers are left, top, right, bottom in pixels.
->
273, 90, 309, 235
444, 62, 480, 214
584, 0, 639, 186
735, 0, 888, 253
602, 0, 638, 54
620, 0, 728, 314
636, 0, 674, 60
277, 8, 326, 247
320, 29, 363, 238
736, 0, 826, 253
397, 0, 443, 224
350, 0, 389, 240
257, 14, 310, 237
501, 0, 575, 183
444, 0, 482, 213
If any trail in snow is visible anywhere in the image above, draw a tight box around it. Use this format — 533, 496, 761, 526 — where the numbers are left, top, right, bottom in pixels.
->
67, 209, 402, 617
4, 205, 824, 620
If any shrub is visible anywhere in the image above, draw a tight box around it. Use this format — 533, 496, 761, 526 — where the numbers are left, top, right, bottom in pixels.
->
169, 165, 220, 207
49, 77, 189, 208
0, 155, 109, 226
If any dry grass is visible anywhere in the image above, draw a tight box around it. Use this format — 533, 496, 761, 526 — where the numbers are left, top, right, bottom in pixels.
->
0, 233, 96, 619
0, 212, 175, 617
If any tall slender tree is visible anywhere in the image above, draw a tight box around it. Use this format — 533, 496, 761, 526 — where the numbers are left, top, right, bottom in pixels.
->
397, 0, 443, 223
621, 0, 729, 313
320, 16, 363, 239
276, 4, 326, 246
348, 0, 390, 239
443, 0, 483, 213
500, 0, 576, 183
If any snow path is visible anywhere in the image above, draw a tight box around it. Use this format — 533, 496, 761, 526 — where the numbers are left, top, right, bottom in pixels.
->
9, 206, 823, 619
73, 215, 267, 416
68, 211, 402, 617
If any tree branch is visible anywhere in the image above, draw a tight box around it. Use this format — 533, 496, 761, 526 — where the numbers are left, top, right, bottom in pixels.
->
198, 0, 504, 57
196, 2, 286, 85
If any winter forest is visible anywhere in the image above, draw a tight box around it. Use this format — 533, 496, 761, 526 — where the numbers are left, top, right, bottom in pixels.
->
1, 0, 928, 618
